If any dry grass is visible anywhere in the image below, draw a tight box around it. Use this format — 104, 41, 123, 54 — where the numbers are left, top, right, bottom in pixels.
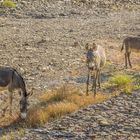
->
0, 114, 19, 127
27, 85, 111, 126
46, 102, 78, 120
40, 86, 69, 103
0, 84, 116, 128
27, 102, 78, 126
27, 107, 49, 126
0, 114, 24, 140
67, 93, 109, 108
0, 128, 25, 140
0, 85, 112, 128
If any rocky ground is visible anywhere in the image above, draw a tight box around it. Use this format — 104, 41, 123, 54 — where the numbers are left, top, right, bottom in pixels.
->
0, 0, 140, 139
18, 90, 140, 140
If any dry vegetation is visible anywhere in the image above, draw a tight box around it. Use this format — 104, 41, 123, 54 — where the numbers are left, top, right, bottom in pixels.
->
2, 0, 16, 8
27, 85, 111, 126
108, 73, 134, 93
0, 85, 113, 129
26, 72, 140, 127
0, 115, 19, 127
0, 128, 25, 140
0, 73, 138, 129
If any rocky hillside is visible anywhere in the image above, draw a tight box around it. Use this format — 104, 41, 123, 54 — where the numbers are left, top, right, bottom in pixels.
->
0, 0, 140, 18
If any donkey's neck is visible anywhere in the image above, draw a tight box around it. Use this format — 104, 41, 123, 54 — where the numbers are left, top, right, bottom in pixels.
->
21, 88, 28, 97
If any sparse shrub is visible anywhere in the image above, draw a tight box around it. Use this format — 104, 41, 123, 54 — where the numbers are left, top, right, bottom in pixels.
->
134, 85, 140, 91
27, 85, 110, 126
109, 74, 134, 93
40, 86, 68, 103
2, 0, 16, 8
46, 102, 78, 120
67, 94, 108, 107
27, 102, 78, 126
27, 107, 48, 126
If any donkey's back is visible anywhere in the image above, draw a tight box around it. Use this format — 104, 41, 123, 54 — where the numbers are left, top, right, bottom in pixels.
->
121, 37, 140, 52
97, 45, 106, 68
0, 67, 14, 87
0, 67, 26, 93
121, 37, 140, 68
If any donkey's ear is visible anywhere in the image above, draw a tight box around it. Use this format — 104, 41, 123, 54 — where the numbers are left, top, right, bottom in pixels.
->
27, 88, 34, 97
92, 43, 97, 51
85, 43, 89, 50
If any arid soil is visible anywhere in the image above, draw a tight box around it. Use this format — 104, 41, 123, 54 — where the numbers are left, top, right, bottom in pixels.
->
0, 0, 140, 139
18, 91, 140, 140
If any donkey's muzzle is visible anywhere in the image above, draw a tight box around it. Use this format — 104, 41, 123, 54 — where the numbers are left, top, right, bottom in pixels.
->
20, 112, 27, 119
87, 62, 95, 69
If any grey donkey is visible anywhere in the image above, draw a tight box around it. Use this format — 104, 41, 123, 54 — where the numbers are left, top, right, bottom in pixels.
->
86, 43, 106, 96
0, 67, 32, 119
121, 37, 140, 68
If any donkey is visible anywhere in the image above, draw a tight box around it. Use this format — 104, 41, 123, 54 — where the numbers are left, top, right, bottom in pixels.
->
0, 67, 32, 119
85, 42, 106, 97
121, 37, 140, 68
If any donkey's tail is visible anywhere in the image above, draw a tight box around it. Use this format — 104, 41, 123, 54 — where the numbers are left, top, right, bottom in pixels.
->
121, 41, 125, 52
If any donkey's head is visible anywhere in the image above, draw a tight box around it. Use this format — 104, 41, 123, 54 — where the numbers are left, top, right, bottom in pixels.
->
19, 90, 33, 119
19, 96, 28, 119
85, 43, 98, 70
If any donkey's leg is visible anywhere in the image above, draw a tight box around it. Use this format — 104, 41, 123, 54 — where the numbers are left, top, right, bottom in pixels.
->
128, 52, 132, 68
92, 71, 97, 97
125, 52, 128, 68
94, 71, 98, 97
98, 70, 101, 88
1, 95, 8, 116
86, 70, 90, 96
9, 90, 13, 115
92, 73, 95, 90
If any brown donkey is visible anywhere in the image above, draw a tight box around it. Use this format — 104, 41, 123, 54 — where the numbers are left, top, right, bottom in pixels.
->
121, 37, 140, 68
85, 43, 106, 97
0, 67, 32, 119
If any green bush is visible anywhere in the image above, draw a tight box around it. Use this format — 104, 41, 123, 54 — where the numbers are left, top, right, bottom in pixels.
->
109, 74, 134, 93
2, 0, 16, 8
